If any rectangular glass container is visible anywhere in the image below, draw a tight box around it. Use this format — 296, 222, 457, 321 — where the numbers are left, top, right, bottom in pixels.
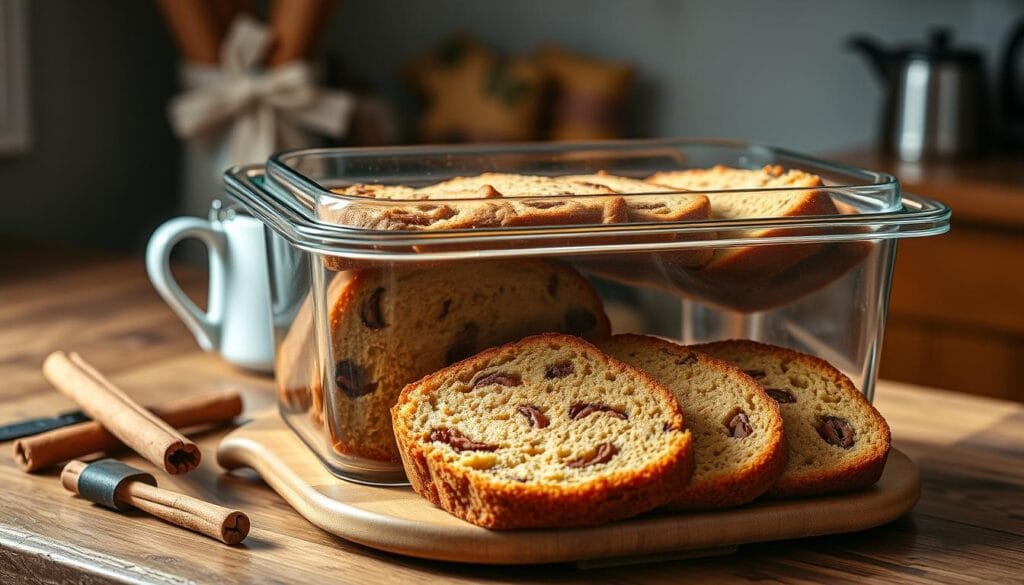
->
224, 139, 950, 485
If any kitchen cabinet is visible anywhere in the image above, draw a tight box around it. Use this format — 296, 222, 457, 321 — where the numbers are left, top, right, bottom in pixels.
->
837, 150, 1024, 402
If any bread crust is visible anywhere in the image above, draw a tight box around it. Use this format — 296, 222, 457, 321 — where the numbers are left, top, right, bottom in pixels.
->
392, 333, 695, 529
690, 339, 891, 498
562, 171, 710, 223
320, 174, 630, 271
563, 171, 714, 268
277, 260, 612, 463
326, 174, 629, 231
647, 165, 838, 284
276, 272, 355, 421
602, 334, 787, 510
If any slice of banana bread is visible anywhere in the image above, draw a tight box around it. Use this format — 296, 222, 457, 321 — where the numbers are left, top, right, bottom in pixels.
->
320, 174, 630, 271
423, 172, 629, 226
326, 173, 628, 231
648, 164, 824, 199
564, 171, 715, 269
690, 339, 890, 497
601, 334, 786, 509
325, 183, 516, 231
647, 165, 838, 282
307, 260, 612, 462
391, 333, 695, 529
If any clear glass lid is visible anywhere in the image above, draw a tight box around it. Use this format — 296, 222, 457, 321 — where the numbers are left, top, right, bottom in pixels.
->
224, 139, 950, 260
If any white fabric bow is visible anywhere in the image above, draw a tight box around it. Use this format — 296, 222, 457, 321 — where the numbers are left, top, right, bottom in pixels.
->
168, 15, 354, 166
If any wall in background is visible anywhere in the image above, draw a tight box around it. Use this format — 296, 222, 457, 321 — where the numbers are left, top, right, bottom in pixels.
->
0, 2, 179, 252
329, 0, 1022, 152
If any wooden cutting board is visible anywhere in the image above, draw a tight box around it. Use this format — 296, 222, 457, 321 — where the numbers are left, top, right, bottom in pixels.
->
217, 413, 921, 566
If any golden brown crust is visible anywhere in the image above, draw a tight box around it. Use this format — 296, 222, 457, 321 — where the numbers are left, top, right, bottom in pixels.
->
602, 334, 787, 510
562, 171, 714, 268
276, 273, 354, 419
689, 339, 891, 498
562, 171, 710, 222
318, 165, 842, 274
319, 260, 612, 462
320, 175, 630, 271
646, 165, 822, 192
647, 165, 838, 284
695, 194, 838, 284
324, 174, 628, 232
392, 333, 695, 529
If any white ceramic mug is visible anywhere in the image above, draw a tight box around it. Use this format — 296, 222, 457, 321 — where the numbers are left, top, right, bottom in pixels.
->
146, 201, 274, 372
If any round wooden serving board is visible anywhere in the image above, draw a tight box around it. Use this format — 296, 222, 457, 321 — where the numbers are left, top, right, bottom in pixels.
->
217, 412, 920, 566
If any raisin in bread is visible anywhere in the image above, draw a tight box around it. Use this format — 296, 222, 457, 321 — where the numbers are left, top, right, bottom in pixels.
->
690, 339, 890, 497
601, 334, 786, 509
647, 165, 838, 283
300, 260, 613, 462
391, 333, 694, 529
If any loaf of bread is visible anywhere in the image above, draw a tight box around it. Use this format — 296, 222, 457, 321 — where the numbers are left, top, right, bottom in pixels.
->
690, 339, 890, 497
391, 333, 695, 529
647, 165, 838, 283
277, 259, 612, 462
601, 334, 787, 509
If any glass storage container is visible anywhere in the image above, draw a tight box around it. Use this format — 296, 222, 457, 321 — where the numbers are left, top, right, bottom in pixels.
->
224, 139, 950, 485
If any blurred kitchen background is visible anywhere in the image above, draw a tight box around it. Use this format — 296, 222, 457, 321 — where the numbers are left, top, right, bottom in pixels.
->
2, 0, 1022, 401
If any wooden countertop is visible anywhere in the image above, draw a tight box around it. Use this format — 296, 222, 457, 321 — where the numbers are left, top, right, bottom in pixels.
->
834, 149, 1024, 229
0, 250, 1021, 583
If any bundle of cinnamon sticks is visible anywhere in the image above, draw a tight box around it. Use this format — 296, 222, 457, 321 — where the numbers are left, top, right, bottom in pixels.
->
156, 0, 338, 66
17, 350, 250, 544
17, 351, 243, 473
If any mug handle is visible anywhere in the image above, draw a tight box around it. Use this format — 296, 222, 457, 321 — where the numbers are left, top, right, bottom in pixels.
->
146, 217, 228, 352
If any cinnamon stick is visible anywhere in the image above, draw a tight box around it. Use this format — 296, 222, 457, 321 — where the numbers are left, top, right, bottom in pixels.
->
42, 351, 201, 475
211, 0, 256, 38
61, 460, 250, 545
14, 390, 242, 473
267, 0, 339, 66
156, 0, 223, 65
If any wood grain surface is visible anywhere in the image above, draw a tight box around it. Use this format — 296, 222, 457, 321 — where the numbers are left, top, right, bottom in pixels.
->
0, 247, 1022, 583
833, 150, 1024, 402
217, 414, 920, 565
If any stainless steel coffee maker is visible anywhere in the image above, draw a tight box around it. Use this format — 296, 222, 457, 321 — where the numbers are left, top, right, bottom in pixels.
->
849, 28, 988, 162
